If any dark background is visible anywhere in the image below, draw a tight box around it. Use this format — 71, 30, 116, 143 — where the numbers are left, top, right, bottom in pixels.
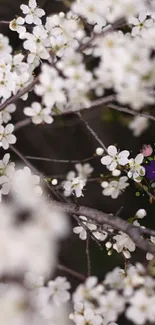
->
1, 0, 155, 287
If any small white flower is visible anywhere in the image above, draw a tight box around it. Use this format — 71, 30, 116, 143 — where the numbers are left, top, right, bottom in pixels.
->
63, 175, 86, 198
47, 277, 71, 306
9, 17, 26, 34
73, 216, 107, 241
0, 153, 15, 178
128, 154, 145, 182
20, 0, 45, 25
35, 64, 66, 107
113, 231, 136, 258
73, 277, 104, 308
101, 145, 130, 171
99, 290, 125, 323
0, 104, 16, 124
129, 11, 153, 37
129, 116, 149, 137
126, 289, 155, 325
75, 163, 93, 180
102, 176, 129, 199
24, 102, 53, 124
0, 124, 16, 150
104, 267, 124, 289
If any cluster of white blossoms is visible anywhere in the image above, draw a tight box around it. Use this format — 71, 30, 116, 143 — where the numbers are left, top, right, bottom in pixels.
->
62, 145, 146, 200
73, 215, 108, 241
71, 263, 155, 325
5, 0, 155, 137
72, 209, 152, 260
99, 145, 146, 199
0, 274, 71, 325
63, 163, 93, 197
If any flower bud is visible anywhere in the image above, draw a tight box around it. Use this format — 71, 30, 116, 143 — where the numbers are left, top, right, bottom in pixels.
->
136, 209, 147, 219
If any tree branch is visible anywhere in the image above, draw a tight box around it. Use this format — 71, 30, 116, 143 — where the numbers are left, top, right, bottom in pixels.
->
10, 145, 155, 255
0, 76, 39, 112
108, 103, 155, 122
52, 201, 155, 256
77, 112, 107, 151
57, 264, 86, 281
25, 155, 95, 164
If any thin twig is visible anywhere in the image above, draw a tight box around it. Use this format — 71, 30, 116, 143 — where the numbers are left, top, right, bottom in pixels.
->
60, 95, 115, 116
86, 234, 91, 276
13, 95, 114, 132
26, 155, 95, 164
14, 118, 31, 131
77, 112, 107, 151
108, 103, 155, 122
0, 20, 10, 24
57, 264, 86, 281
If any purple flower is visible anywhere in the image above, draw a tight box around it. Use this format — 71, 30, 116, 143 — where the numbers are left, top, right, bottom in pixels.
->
145, 160, 155, 181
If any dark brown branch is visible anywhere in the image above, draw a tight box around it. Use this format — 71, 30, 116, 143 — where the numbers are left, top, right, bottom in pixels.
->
52, 201, 155, 256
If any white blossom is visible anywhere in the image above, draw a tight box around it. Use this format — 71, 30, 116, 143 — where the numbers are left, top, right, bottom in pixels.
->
0, 124, 16, 150
9, 17, 26, 34
99, 290, 125, 323
35, 64, 66, 107
24, 102, 53, 124
101, 145, 130, 171
63, 176, 86, 197
73, 276, 104, 308
101, 176, 129, 199
128, 153, 145, 182
129, 116, 150, 137
0, 104, 16, 124
71, 304, 103, 325
72, 0, 107, 26
20, 0, 45, 25
75, 163, 93, 180
104, 267, 125, 289
129, 10, 153, 37
126, 289, 155, 325
47, 277, 71, 306
113, 231, 136, 258
73, 216, 107, 241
